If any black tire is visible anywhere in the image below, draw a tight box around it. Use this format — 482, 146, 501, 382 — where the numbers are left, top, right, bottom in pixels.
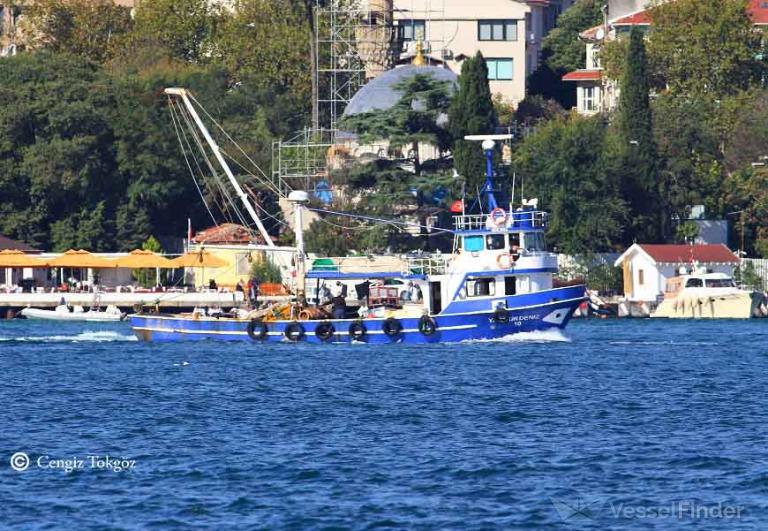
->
315, 321, 335, 342
284, 322, 305, 342
349, 321, 367, 341
418, 315, 437, 336
493, 307, 510, 324
246, 319, 268, 340
382, 317, 402, 337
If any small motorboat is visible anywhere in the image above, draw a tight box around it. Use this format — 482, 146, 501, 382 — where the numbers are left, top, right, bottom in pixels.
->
652, 270, 765, 319
20, 304, 127, 322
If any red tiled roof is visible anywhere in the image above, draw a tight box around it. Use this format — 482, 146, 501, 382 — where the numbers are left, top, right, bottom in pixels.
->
193, 223, 254, 245
749, 0, 768, 24
562, 69, 602, 81
613, 10, 652, 26
640, 244, 739, 264
612, 3, 768, 26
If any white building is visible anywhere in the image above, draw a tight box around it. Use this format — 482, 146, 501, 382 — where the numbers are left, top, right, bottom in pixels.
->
614, 244, 739, 303
392, 0, 574, 106
564, 0, 768, 115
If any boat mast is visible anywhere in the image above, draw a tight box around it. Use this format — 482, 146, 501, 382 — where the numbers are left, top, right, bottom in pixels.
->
288, 191, 310, 297
164, 87, 275, 248
464, 134, 513, 212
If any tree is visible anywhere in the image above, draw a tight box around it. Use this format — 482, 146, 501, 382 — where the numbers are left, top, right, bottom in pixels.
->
24, 0, 133, 62
215, 0, 311, 109
134, 235, 163, 287
514, 115, 628, 254
133, 0, 218, 63
542, 0, 603, 73
647, 0, 762, 99
653, 94, 723, 224
616, 28, 662, 243
528, 0, 602, 107
341, 73, 453, 174
448, 52, 497, 191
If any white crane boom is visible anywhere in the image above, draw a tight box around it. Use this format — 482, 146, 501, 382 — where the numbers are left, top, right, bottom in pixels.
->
164, 87, 275, 247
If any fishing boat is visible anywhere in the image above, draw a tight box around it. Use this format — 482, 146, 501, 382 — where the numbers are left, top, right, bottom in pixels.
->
652, 268, 765, 319
129, 89, 585, 343
21, 304, 126, 322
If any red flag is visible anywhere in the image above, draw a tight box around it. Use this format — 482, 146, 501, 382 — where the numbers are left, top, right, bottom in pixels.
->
449, 200, 464, 213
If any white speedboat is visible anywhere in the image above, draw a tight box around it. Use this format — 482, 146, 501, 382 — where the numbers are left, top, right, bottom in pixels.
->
652, 271, 764, 319
21, 304, 127, 322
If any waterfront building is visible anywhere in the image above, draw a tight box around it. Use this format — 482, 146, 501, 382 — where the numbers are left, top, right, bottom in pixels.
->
614, 244, 739, 304
563, 0, 768, 115
187, 223, 264, 291
391, 0, 574, 105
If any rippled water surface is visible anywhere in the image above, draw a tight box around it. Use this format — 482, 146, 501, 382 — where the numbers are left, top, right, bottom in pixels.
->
1, 318, 767, 529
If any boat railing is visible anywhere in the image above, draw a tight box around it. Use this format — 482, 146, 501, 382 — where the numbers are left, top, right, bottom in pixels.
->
405, 256, 449, 276
453, 210, 549, 231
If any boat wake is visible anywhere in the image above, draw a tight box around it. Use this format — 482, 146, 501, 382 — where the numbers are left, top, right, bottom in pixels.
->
462, 329, 571, 344
0, 331, 137, 343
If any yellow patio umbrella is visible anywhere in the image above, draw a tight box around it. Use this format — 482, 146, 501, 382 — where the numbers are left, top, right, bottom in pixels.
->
171, 250, 228, 288
112, 249, 174, 269
170, 250, 227, 269
46, 249, 116, 269
0, 249, 48, 268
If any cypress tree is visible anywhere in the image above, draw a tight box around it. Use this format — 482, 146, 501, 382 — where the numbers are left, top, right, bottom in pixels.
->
618, 27, 662, 243
449, 52, 497, 192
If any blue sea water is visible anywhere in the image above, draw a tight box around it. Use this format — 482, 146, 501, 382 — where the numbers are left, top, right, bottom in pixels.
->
1, 318, 767, 530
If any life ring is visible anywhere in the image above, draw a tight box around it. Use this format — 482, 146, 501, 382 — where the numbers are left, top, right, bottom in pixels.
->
418, 315, 437, 336
247, 319, 268, 340
284, 322, 305, 342
493, 307, 510, 324
349, 321, 367, 341
487, 207, 508, 228
298, 310, 311, 320
315, 321, 335, 342
382, 317, 402, 337
496, 253, 513, 269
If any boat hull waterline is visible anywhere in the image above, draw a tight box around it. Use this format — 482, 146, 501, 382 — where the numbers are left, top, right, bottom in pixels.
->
130, 288, 584, 343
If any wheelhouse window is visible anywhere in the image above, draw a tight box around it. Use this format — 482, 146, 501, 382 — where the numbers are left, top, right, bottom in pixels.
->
487, 59, 513, 80
462, 235, 484, 252
466, 277, 496, 297
523, 232, 546, 251
398, 20, 425, 42
478, 20, 518, 41
485, 234, 505, 250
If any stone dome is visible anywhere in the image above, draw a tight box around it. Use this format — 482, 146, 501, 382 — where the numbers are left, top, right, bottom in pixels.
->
342, 65, 458, 117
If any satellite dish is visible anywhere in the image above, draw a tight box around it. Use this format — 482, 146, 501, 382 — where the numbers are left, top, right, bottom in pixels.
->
596, 28, 605, 40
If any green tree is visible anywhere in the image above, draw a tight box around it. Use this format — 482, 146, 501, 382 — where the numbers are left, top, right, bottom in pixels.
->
648, 0, 762, 99
133, 0, 218, 63
616, 27, 662, 243
216, 0, 311, 109
448, 52, 497, 191
24, 0, 133, 62
514, 115, 627, 254
542, 0, 603, 73
528, 0, 602, 107
133, 235, 163, 287
340, 73, 453, 174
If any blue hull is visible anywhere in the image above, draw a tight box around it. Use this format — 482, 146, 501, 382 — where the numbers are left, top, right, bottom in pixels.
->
130, 286, 585, 344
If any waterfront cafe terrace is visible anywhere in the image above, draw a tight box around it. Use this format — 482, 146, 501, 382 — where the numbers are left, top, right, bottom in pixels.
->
0, 248, 234, 295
